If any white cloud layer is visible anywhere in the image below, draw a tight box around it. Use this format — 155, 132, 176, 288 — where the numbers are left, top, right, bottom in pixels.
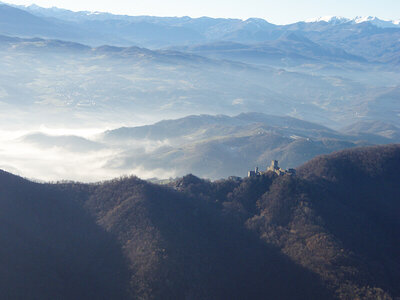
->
0, 130, 176, 182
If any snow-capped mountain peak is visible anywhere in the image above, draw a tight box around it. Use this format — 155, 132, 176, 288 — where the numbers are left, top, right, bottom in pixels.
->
305, 16, 350, 24
353, 16, 378, 23
353, 16, 400, 28
306, 15, 400, 28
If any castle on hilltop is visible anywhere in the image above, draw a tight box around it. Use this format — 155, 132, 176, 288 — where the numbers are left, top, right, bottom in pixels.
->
248, 160, 296, 177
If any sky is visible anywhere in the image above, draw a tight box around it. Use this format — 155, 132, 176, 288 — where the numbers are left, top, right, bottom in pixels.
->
2, 0, 400, 25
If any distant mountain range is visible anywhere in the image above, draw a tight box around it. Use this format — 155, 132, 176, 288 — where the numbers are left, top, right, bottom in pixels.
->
21, 3, 400, 28
0, 29, 399, 132
98, 113, 400, 179
0, 144, 399, 299
171, 32, 366, 67
0, 2, 399, 182
0, 3, 398, 119
0, 2, 399, 58
306, 15, 400, 27
10, 113, 398, 180
0, 5, 399, 296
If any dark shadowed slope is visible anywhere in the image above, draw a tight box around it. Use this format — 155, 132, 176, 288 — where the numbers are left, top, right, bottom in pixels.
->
83, 176, 331, 299
0, 144, 399, 299
0, 170, 130, 299
0, 171, 331, 299
247, 144, 400, 299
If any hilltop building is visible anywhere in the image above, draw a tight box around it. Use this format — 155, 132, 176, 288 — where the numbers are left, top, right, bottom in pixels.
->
248, 160, 296, 177
247, 166, 260, 177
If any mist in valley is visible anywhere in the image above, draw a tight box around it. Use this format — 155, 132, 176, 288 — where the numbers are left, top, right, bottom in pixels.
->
0, 3, 400, 181
1, 3, 400, 299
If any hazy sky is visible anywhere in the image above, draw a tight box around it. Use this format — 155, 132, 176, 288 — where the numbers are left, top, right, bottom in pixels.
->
3, 0, 400, 24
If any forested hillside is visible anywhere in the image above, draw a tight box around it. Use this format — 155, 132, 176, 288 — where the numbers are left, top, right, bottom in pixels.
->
0, 144, 399, 299
0, 170, 129, 299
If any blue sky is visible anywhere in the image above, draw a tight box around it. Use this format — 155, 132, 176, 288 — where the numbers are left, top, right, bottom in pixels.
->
4, 0, 400, 24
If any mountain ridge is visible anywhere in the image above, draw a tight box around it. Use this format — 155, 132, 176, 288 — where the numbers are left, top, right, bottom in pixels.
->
305, 15, 400, 27
7, 112, 399, 181
1, 2, 399, 51
0, 144, 399, 298
7, 2, 400, 28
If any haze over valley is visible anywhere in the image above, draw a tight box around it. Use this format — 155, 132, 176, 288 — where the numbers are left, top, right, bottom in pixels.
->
0, 2, 400, 299
2, 112, 399, 181
0, 2, 399, 180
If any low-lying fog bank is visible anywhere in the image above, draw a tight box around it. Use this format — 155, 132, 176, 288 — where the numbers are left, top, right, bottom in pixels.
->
1, 113, 398, 182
